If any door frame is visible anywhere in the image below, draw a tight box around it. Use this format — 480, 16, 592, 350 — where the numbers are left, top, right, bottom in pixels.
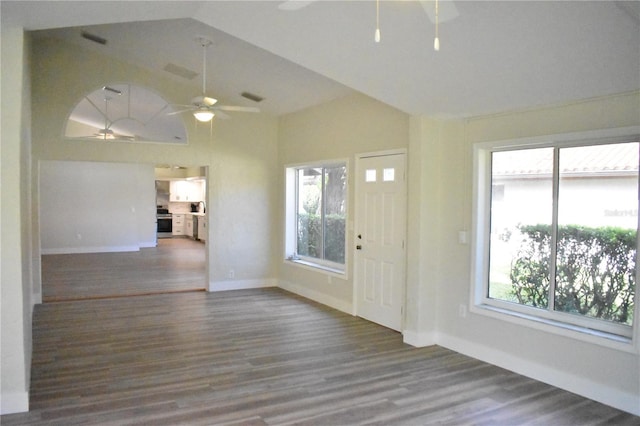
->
352, 148, 408, 330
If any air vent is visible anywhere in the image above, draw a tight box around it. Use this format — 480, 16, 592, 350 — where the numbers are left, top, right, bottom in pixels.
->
241, 92, 264, 103
163, 63, 199, 80
81, 31, 107, 45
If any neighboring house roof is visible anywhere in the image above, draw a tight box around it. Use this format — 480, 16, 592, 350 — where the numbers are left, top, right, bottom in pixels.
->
493, 142, 639, 177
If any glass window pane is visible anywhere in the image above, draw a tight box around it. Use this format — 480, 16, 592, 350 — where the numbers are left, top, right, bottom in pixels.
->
366, 169, 377, 182
324, 165, 346, 263
488, 148, 554, 308
554, 143, 638, 325
383, 168, 395, 182
297, 168, 322, 258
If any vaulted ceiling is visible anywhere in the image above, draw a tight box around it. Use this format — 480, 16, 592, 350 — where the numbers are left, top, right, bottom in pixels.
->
5, 1, 640, 118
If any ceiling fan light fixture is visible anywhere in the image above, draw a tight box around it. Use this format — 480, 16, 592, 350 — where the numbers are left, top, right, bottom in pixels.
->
193, 110, 215, 122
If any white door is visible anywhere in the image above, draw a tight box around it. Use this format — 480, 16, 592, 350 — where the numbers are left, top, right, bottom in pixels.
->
355, 152, 407, 331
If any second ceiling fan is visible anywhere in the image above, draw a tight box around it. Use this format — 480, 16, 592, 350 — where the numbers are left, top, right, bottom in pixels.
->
278, 0, 459, 24
170, 37, 260, 122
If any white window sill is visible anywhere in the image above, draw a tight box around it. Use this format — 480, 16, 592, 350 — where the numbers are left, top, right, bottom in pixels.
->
470, 303, 637, 354
284, 258, 346, 279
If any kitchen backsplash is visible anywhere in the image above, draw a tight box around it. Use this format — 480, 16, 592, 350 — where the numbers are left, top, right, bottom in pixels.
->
169, 202, 192, 214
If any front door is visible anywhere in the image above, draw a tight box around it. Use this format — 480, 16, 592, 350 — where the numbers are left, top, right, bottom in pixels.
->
355, 152, 407, 331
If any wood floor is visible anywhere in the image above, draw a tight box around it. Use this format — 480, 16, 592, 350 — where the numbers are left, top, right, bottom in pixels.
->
2, 288, 637, 426
41, 237, 206, 302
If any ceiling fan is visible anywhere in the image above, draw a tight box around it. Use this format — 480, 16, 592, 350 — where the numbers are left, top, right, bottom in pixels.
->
169, 37, 260, 122
278, 0, 459, 24
91, 126, 135, 141
69, 91, 136, 141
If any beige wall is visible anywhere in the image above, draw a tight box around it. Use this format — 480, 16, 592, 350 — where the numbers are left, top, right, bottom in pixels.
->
278, 93, 410, 310
30, 38, 280, 290
2, 24, 639, 417
1, 22, 32, 414
408, 92, 640, 414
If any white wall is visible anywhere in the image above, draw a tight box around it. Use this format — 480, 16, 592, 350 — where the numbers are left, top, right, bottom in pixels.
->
39, 161, 156, 254
277, 93, 410, 312
407, 92, 640, 414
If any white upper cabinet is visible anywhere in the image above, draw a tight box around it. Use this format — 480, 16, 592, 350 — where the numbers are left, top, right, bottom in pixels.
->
170, 180, 204, 202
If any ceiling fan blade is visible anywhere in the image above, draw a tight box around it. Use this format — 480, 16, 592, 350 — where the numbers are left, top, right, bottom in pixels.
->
190, 95, 218, 106
215, 105, 260, 113
167, 108, 194, 116
214, 110, 231, 120
202, 96, 217, 106
278, 0, 316, 11
420, 0, 459, 24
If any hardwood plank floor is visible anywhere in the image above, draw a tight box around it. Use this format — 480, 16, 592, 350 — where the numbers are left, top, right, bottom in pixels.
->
42, 237, 206, 302
2, 288, 637, 425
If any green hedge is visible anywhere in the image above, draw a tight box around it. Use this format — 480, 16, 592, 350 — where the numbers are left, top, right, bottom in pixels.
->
297, 213, 345, 264
510, 224, 636, 325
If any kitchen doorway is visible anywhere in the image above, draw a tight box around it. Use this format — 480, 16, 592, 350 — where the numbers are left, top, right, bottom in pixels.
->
38, 161, 209, 302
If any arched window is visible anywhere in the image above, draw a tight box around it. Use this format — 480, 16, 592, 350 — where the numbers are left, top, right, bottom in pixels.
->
65, 84, 187, 143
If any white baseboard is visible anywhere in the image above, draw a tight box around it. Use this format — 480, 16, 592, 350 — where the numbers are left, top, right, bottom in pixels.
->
278, 280, 353, 315
403, 330, 437, 347
437, 333, 640, 416
0, 391, 29, 415
209, 279, 277, 292
41, 245, 140, 255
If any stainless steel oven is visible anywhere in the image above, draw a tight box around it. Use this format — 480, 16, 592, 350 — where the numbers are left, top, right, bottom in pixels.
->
156, 208, 172, 238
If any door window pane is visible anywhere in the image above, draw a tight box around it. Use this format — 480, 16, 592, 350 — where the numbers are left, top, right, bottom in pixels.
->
366, 169, 377, 182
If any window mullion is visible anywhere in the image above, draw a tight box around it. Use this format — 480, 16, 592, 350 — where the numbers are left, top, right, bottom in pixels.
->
548, 147, 561, 313
294, 169, 301, 257
320, 167, 326, 260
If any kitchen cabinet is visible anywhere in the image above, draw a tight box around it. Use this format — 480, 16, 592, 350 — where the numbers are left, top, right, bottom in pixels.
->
172, 214, 185, 236
170, 180, 204, 202
197, 216, 207, 242
185, 215, 194, 237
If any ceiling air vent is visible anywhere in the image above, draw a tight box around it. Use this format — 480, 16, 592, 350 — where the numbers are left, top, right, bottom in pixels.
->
241, 92, 264, 103
81, 31, 107, 45
163, 63, 199, 80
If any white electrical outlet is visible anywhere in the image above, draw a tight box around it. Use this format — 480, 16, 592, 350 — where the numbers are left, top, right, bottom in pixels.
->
228, 269, 235, 279
458, 230, 468, 245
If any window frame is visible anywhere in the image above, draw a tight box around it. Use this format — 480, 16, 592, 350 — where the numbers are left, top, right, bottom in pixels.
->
470, 127, 640, 350
284, 159, 349, 275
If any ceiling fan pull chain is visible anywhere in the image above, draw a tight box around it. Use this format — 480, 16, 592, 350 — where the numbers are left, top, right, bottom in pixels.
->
202, 40, 207, 95
434, 0, 440, 51
375, 0, 381, 43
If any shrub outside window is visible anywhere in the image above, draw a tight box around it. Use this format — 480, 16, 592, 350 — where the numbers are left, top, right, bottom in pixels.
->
286, 162, 347, 273
474, 134, 639, 340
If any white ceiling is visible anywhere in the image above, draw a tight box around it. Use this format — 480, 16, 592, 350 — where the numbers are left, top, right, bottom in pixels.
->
5, 0, 640, 118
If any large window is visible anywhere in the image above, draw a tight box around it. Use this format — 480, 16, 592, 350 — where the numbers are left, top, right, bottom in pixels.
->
474, 133, 639, 340
285, 162, 347, 273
